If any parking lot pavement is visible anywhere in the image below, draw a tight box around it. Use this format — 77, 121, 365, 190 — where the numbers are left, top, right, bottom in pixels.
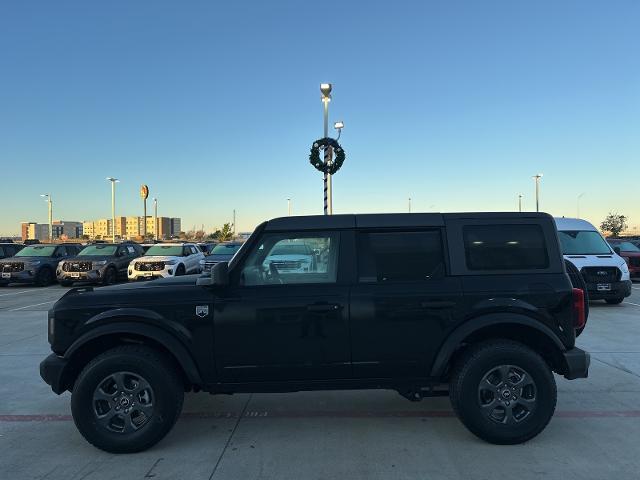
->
1, 283, 640, 480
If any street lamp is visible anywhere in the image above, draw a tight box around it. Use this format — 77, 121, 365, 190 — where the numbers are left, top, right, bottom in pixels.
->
577, 193, 585, 219
40, 194, 52, 241
320, 83, 333, 215
287, 198, 291, 216
518, 194, 523, 212
532, 174, 543, 212
408, 197, 412, 213
106, 177, 119, 243
334, 121, 344, 140
153, 197, 158, 241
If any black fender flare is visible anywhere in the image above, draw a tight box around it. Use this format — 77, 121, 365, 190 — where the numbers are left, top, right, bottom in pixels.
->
63, 320, 203, 386
430, 313, 567, 377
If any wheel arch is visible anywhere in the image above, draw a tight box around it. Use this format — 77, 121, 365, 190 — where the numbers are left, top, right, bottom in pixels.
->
60, 321, 203, 392
430, 313, 568, 379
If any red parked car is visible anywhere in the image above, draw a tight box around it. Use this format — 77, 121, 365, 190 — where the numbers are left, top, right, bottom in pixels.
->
607, 239, 640, 278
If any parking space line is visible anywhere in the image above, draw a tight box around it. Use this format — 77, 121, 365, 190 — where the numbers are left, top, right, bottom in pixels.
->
0, 290, 31, 297
624, 302, 640, 308
8, 300, 55, 311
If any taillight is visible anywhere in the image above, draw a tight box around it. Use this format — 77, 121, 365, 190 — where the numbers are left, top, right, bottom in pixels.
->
572, 288, 586, 329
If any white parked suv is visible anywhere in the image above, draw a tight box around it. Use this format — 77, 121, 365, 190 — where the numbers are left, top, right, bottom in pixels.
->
555, 217, 631, 304
128, 243, 204, 281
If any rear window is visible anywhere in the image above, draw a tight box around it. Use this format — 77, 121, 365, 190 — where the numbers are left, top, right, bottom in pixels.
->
464, 225, 549, 270
357, 230, 444, 282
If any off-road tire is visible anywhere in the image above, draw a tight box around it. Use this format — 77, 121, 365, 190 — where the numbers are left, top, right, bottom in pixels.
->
450, 340, 557, 445
71, 345, 184, 453
102, 267, 118, 286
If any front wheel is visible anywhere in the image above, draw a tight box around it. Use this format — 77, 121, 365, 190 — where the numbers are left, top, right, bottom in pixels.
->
605, 297, 624, 305
449, 340, 557, 445
71, 345, 184, 453
35, 268, 54, 286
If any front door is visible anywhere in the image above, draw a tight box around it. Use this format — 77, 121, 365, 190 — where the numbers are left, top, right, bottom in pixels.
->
213, 231, 350, 382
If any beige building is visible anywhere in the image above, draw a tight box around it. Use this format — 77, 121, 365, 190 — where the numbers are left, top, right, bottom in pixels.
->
79, 216, 179, 240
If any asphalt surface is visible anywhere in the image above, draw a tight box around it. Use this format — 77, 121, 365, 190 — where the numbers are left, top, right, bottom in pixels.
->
1, 281, 640, 480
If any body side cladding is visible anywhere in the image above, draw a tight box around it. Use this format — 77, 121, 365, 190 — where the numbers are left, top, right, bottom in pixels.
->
64, 321, 203, 386
430, 312, 567, 377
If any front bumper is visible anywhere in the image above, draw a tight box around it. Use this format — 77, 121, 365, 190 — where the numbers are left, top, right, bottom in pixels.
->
0, 270, 37, 284
57, 268, 105, 283
40, 353, 69, 394
562, 347, 590, 380
128, 266, 175, 280
585, 279, 632, 300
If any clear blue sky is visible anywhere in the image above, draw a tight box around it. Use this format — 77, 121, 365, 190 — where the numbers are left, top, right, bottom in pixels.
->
1, 1, 639, 236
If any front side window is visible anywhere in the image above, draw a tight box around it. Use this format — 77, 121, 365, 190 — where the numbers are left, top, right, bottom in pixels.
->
357, 230, 444, 283
557, 230, 612, 255
241, 233, 339, 286
464, 224, 549, 270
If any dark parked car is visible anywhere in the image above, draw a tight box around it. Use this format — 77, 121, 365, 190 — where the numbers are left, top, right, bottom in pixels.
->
41, 213, 589, 453
57, 242, 145, 286
200, 241, 243, 272
197, 242, 218, 256
0, 244, 82, 286
0, 242, 24, 260
607, 239, 640, 278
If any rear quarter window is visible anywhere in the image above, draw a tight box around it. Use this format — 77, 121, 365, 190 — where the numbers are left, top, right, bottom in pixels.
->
463, 224, 549, 270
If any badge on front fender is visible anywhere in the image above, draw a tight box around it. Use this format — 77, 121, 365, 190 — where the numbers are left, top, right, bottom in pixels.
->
195, 305, 209, 318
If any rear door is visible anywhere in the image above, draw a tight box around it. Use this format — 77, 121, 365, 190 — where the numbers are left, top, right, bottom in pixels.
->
349, 228, 463, 378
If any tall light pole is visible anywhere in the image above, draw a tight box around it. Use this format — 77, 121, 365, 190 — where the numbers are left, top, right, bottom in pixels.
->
532, 174, 543, 212
408, 197, 412, 213
518, 194, 523, 212
577, 192, 585, 218
106, 177, 119, 243
153, 198, 158, 241
287, 198, 291, 216
320, 83, 332, 215
40, 194, 52, 241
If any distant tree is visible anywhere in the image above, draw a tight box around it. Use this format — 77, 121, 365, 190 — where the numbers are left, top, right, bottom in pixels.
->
600, 212, 628, 237
211, 223, 233, 242
194, 230, 205, 241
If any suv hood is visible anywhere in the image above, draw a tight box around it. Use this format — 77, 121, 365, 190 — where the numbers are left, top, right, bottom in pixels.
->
0, 256, 52, 263
63, 255, 113, 263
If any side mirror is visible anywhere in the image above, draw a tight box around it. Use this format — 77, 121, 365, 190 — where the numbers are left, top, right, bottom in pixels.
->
613, 246, 621, 255
212, 261, 229, 286
196, 261, 229, 287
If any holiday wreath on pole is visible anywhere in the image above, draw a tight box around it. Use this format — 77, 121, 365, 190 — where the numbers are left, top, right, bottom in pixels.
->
309, 137, 346, 175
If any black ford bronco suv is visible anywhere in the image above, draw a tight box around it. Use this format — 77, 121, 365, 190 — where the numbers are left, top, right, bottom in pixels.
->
40, 213, 589, 453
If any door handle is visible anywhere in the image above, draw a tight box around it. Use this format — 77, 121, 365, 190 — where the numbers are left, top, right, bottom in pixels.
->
420, 300, 456, 309
306, 303, 341, 313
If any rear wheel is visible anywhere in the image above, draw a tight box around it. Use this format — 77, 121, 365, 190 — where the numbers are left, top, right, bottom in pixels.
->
71, 345, 184, 453
35, 267, 54, 287
450, 340, 557, 445
605, 297, 624, 305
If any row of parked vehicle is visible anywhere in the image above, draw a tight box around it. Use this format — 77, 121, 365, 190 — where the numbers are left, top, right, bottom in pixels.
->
0, 241, 244, 287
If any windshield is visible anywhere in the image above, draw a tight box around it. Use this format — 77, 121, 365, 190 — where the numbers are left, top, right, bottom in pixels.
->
145, 245, 184, 256
211, 244, 242, 255
78, 245, 118, 256
15, 246, 57, 257
558, 230, 612, 255
270, 244, 311, 256
611, 241, 640, 252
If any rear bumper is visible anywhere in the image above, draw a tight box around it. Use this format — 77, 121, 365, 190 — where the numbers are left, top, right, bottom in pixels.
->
586, 280, 631, 300
39, 353, 69, 394
562, 347, 590, 380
